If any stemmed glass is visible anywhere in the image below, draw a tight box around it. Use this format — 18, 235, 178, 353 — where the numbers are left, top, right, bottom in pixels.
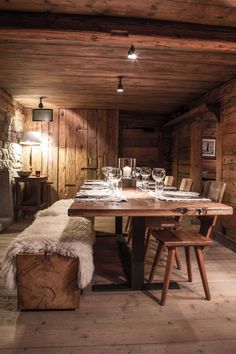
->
133, 167, 141, 179
152, 168, 166, 196
108, 168, 123, 196
102, 166, 113, 188
140, 167, 151, 190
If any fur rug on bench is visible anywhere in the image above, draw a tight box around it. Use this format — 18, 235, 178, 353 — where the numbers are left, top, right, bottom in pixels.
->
1, 199, 95, 290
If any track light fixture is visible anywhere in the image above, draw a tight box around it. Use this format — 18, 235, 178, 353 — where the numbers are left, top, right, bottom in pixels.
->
128, 44, 137, 60
117, 76, 124, 93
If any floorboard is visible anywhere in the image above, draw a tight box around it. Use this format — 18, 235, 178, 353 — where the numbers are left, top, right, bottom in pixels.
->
0, 217, 236, 354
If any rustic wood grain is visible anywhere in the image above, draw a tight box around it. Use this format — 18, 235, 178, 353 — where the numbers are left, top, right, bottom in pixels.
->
2, 0, 236, 28
0, 219, 236, 352
68, 188, 233, 217
16, 253, 80, 310
1, 13, 236, 113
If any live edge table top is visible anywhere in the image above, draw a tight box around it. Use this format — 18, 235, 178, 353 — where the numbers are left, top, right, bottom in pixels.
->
68, 189, 233, 217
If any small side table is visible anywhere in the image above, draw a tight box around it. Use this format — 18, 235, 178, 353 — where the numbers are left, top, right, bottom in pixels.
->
14, 176, 48, 219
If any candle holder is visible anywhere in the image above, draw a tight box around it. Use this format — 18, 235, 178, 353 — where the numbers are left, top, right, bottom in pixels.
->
118, 158, 136, 188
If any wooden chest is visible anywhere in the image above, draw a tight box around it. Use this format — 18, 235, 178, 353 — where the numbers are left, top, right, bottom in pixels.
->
16, 253, 80, 310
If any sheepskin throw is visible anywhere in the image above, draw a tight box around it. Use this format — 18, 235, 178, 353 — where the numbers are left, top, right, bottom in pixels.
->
1, 199, 95, 290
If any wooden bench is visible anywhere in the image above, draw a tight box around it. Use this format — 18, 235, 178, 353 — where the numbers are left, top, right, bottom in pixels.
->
2, 199, 95, 310
16, 253, 80, 310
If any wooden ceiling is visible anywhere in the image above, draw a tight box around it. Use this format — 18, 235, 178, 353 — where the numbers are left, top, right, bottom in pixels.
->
0, 5, 236, 114
1, 0, 236, 27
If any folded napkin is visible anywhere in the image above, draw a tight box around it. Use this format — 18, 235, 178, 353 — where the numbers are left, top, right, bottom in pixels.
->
76, 189, 111, 197
75, 189, 127, 202
149, 191, 211, 202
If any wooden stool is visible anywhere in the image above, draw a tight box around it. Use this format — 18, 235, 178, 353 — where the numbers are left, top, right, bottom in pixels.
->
148, 181, 226, 306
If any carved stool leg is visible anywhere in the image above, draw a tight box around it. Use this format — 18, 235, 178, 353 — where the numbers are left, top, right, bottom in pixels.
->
194, 246, 211, 300
160, 247, 176, 306
175, 249, 182, 270
149, 242, 164, 283
185, 246, 192, 282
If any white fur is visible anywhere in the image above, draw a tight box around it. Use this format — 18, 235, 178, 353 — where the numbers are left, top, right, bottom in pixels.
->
1, 200, 95, 290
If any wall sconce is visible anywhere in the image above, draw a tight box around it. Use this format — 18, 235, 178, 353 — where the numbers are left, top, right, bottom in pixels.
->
32, 97, 53, 122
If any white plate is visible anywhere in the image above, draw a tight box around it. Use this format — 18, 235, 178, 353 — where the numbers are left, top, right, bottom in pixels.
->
163, 191, 200, 198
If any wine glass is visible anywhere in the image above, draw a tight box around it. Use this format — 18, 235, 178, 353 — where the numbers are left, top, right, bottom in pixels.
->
102, 166, 113, 187
108, 168, 123, 195
152, 168, 166, 195
133, 167, 141, 179
140, 167, 151, 190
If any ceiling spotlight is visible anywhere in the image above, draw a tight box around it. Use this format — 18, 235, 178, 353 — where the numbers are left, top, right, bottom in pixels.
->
38, 96, 45, 109
128, 44, 137, 60
117, 76, 124, 93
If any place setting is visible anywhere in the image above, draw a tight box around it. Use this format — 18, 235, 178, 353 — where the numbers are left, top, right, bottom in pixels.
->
75, 166, 127, 202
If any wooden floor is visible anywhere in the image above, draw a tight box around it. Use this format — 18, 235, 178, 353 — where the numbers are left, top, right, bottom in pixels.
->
0, 217, 236, 354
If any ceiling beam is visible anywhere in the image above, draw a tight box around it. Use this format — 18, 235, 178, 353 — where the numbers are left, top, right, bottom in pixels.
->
163, 103, 220, 127
1, 12, 236, 54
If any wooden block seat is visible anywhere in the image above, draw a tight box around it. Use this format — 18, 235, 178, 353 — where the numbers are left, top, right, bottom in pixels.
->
1, 199, 95, 310
16, 253, 80, 310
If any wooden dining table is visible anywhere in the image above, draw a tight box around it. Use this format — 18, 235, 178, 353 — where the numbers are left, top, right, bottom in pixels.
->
68, 188, 233, 291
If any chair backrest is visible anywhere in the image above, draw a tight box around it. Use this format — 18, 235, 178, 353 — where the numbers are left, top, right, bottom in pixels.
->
164, 176, 174, 187
199, 181, 226, 238
202, 180, 211, 197
179, 178, 193, 192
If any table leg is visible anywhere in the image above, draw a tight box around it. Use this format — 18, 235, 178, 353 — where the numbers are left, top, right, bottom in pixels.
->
115, 216, 123, 235
131, 216, 145, 290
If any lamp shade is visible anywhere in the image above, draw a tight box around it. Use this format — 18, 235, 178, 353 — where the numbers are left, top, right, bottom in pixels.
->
19, 131, 42, 146
32, 109, 53, 122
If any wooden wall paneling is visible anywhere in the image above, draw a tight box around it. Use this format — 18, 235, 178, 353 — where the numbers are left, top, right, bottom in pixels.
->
58, 109, 66, 199
176, 124, 191, 187
97, 110, 119, 178
170, 130, 178, 186
47, 109, 59, 203
216, 115, 222, 182
64, 110, 77, 198
75, 110, 88, 190
190, 119, 202, 192
185, 78, 236, 242
87, 110, 98, 180
119, 111, 164, 168
202, 119, 217, 180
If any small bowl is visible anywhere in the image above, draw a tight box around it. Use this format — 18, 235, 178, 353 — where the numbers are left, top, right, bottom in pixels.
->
17, 171, 32, 177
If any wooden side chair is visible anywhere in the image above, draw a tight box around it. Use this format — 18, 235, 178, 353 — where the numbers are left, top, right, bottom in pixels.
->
179, 177, 193, 192
148, 181, 226, 306
143, 177, 193, 265
125, 176, 174, 238
164, 175, 175, 187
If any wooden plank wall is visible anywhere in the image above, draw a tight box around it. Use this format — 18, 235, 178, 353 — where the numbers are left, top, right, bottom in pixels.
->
220, 83, 236, 241
188, 81, 236, 242
169, 123, 191, 188
119, 111, 170, 172
23, 109, 118, 200
170, 118, 216, 192
170, 80, 236, 242
202, 119, 216, 179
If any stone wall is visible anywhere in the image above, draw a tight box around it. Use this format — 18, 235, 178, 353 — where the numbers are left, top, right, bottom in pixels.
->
0, 88, 25, 230
0, 110, 23, 176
